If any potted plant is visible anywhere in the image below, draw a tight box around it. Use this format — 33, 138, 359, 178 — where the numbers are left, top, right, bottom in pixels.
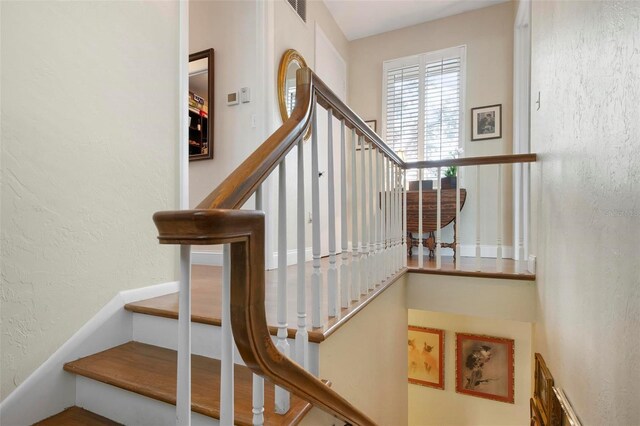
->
441, 148, 463, 189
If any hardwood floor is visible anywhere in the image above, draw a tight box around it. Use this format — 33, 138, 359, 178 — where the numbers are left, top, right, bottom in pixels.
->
34, 406, 121, 426
406, 254, 535, 280
126, 257, 406, 343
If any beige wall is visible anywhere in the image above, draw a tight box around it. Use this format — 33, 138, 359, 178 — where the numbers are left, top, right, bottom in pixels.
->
348, 2, 516, 251
530, 2, 640, 424
408, 309, 532, 425
313, 277, 408, 425
0, 1, 179, 399
189, 0, 262, 208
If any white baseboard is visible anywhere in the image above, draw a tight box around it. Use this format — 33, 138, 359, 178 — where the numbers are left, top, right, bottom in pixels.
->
0, 281, 178, 426
271, 247, 313, 269
459, 244, 515, 259
191, 250, 223, 266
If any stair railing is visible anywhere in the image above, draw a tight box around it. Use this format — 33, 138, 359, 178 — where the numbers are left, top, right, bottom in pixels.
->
153, 67, 405, 426
403, 154, 536, 273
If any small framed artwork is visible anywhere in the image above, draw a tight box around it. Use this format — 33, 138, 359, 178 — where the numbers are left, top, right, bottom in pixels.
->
471, 104, 502, 141
551, 387, 582, 426
408, 326, 444, 389
455, 333, 514, 403
365, 120, 377, 133
534, 353, 554, 424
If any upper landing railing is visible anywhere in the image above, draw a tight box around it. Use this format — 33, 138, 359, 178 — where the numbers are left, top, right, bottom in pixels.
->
152, 67, 536, 425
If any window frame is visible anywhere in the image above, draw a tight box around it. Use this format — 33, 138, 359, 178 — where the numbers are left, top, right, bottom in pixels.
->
382, 45, 467, 168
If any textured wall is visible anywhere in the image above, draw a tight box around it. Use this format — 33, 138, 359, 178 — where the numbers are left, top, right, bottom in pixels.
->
0, 1, 179, 399
530, 2, 640, 424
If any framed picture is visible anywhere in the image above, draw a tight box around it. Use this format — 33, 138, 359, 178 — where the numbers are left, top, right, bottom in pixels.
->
534, 353, 554, 424
471, 104, 502, 141
408, 326, 444, 389
365, 120, 377, 133
551, 387, 582, 426
455, 333, 514, 403
530, 398, 545, 426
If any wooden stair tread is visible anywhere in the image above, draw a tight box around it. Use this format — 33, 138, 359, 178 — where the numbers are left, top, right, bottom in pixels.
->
63, 342, 313, 426
125, 261, 407, 343
34, 406, 121, 426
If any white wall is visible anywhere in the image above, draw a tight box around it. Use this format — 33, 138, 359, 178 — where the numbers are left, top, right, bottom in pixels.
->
408, 309, 532, 425
530, 2, 640, 424
348, 2, 516, 254
0, 1, 180, 400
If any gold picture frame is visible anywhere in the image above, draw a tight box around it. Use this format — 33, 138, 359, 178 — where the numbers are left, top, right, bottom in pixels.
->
534, 353, 554, 424
408, 326, 445, 390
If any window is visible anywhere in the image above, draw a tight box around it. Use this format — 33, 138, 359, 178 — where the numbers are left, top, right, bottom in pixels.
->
287, 0, 306, 22
383, 46, 465, 180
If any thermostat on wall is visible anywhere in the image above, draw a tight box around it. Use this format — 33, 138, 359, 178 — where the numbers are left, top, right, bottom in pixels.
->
227, 91, 239, 106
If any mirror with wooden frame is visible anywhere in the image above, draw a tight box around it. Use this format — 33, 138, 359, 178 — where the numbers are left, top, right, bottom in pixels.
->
278, 49, 308, 123
189, 48, 214, 161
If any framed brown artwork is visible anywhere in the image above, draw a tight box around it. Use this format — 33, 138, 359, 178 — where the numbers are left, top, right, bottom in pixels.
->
471, 104, 502, 141
455, 333, 515, 403
531, 398, 545, 426
550, 387, 582, 426
408, 326, 444, 389
534, 353, 554, 424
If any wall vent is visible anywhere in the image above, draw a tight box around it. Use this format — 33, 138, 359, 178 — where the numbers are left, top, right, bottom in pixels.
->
287, 0, 306, 22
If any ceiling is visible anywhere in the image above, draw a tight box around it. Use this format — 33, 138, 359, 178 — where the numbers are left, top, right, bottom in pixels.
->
323, 0, 509, 41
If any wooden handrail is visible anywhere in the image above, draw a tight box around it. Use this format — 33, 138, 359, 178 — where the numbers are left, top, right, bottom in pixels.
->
154, 67, 380, 425
405, 153, 537, 170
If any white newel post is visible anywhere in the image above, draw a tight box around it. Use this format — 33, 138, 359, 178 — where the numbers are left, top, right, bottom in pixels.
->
275, 160, 290, 414
310, 104, 323, 328
385, 156, 391, 278
326, 109, 338, 317
295, 138, 308, 370
176, 245, 191, 426
339, 120, 350, 308
402, 169, 407, 268
376, 150, 383, 284
350, 129, 360, 301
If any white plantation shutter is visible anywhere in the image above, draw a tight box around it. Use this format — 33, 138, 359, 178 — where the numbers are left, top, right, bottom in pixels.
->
385, 63, 420, 180
383, 46, 465, 181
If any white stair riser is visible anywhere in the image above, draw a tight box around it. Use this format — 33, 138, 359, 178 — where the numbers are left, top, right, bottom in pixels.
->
131, 313, 317, 366
76, 376, 218, 426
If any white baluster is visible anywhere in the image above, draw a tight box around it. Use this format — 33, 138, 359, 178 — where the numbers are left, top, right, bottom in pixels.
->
402, 168, 407, 268
385, 156, 391, 278
275, 160, 290, 414
376, 150, 383, 283
350, 128, 360, 302
340, 120, 350, 308
436, 167, 442, 270
368, 144, 375, 290
455, 172, 461, 270
176, 245, 191, 426
393, 164, 399, 272
418, 169, 424, 269
523, 162, 530, 263
359, 136, 368, 295
396, 164, 402, 271
252, 375, 264, 426
311, 105, 323, 328
221, 244, 234, 424
295, 138, 308, 369
253, 187, 265, 425
496, 164, 503, 272
326, 109, 337, 317
476, 165, 481, 271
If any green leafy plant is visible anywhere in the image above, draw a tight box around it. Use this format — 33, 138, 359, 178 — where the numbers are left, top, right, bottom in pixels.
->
444, 148, 463, 178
